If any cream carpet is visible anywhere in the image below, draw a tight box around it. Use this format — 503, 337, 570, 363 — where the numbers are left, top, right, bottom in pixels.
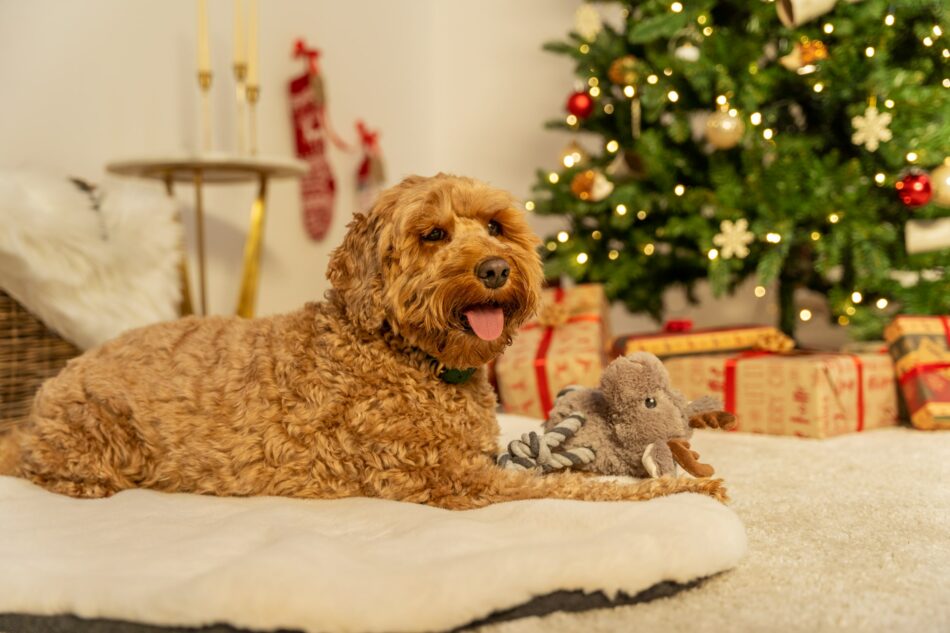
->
478, 427, 950, 633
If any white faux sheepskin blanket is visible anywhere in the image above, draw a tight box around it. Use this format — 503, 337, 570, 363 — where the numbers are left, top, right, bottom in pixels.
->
0, 170, 181, 349
0, 415, 746, 633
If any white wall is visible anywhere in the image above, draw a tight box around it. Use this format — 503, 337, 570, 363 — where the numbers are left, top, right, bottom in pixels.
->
0, 0, 844, 346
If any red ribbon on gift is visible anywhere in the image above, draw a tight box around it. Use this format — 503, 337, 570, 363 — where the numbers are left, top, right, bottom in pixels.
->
664, 319, 694, 333
528, 287, 603, 416
724, 351, 867, 432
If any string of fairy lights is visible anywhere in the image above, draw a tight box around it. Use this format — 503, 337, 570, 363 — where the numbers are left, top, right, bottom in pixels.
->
529, 0, 948, 327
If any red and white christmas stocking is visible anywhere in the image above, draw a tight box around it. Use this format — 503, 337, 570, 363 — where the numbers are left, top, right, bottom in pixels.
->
355, 120, 385, 213
289, 41, 336, 241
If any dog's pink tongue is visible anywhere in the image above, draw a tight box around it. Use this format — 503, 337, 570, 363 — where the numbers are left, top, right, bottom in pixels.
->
465, 306, 505, 341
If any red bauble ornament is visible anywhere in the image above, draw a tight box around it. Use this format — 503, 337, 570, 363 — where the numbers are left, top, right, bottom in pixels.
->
895, 170, 933, 208
566, 91, 594, 119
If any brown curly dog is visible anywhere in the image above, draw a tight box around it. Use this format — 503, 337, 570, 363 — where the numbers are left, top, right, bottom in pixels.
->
3, 174, 725, 508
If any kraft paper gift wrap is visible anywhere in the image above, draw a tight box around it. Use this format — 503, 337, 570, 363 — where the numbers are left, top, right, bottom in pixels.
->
495, 284, 608, 420
664, 352, 898, 438
884, 316, 950, 431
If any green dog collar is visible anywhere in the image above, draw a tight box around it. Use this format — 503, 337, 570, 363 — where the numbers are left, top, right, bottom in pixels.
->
438, 366, 477, 384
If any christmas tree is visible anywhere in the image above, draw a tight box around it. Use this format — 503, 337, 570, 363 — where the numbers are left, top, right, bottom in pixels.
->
531, 0, 949, 340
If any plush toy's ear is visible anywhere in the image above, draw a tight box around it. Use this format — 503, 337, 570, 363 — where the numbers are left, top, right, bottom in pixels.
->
326, 211, 386, 332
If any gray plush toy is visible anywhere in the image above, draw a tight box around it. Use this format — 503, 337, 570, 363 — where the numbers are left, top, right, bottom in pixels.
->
498, 352, 736, 478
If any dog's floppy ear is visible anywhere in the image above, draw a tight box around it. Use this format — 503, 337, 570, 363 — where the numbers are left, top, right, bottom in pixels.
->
326, 211, 387, 332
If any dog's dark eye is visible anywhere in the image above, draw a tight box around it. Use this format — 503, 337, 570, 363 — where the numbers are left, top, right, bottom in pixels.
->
644, 397, 657, 409
488, 220, 503, 236
422, 228, 446, 242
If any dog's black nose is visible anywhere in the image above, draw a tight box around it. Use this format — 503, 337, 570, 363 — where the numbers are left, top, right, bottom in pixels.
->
476, 257, 510, 289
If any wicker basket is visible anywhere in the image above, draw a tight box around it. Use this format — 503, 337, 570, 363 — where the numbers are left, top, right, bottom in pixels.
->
0, 290, 79, 431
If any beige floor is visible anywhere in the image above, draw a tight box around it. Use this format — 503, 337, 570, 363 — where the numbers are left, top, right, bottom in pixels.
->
478, 427, 950, 633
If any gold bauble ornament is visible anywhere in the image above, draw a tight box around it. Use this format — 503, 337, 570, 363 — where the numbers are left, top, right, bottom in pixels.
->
932, 160, 950, 207
570, 169, 614, 201
800, 39, 828, 64
608, 55, 638, 86
779, 39, 827, 72
705, 111, 746, 150
559, 141, 589, 169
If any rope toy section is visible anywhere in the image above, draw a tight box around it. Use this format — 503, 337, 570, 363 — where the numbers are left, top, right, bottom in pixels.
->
497, 413, 596, 472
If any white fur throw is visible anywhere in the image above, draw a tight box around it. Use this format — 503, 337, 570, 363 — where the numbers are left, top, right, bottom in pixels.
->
0, 170, 181, 350
0, 414, 746, 633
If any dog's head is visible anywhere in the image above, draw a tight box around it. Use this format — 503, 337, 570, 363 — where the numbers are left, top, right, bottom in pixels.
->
327, 174, 542, 368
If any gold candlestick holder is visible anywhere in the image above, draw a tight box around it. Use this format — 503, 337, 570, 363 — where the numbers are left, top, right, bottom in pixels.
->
233, 63, 248, 154
197, 70, 213, 153
246, 84, 260, 156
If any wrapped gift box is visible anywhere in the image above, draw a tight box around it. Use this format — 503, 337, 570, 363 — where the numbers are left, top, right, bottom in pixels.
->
664, 352, 898, 438
612, 323, 793, 360
884, 316, 950, 430
495, 284, 609, 419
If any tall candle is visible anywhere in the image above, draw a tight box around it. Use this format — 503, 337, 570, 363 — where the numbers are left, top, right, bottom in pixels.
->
196, 0, 211, 73
246, 0, 259, 85
233, 0, 245, 67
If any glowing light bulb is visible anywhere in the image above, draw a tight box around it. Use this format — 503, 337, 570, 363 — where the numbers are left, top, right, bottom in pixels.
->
799, 309, 813, 322
884, 14, 895, 26
643, 243, 655, 256
716, 95, 728, 106
923, 36, 934, 47
591, 230, 602, 240
566, 114, 578, 126
906, 151, 918, 162
823, 23, 834, 34
728, 108, 738, 117
750, 112, 762, 125
674, 184, 686, 196
702, 26, 713, 36
589, 86, 601, 97
763, 128, 774, 140
615, 204, 628, 216
668, 90, 680, 102
579, 44, 590, 54
606, 140, 620, 153
637, 210, 648, 220
563, 155, 575, 168
851, 291, 863, 303
576, 252, 589, 264
838, 315, 850, 326
663, 68, 673, 76
934, 25, 943, 36
876, 298, 888, 309
944, 49, 950, 59
810, 231, 821, 241
829, 213, 840, 223
865, 46, 875, 57
604, 103, 615, 114
608, 249, 620, 260
754, 285, 767, 298
697, 15, 707, 24
846, 306, 856, 316
557, 231, 569, 243
546, 241, 557, 251
623, 85, 636, 98
813, 82, 824, 93
944, 79, 950, 88
671, 2, 683, 12
884, 99, 894, 108
548, 172, 560, 184
587, 77, 599, 87
525, 200, 535, 211
874, 173, 886, 184
647, 74, 659, 84
707, 248, 719, 260
766, 232, 782, 243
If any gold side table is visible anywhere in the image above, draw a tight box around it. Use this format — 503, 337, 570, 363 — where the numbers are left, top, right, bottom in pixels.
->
106, 155, 306, 318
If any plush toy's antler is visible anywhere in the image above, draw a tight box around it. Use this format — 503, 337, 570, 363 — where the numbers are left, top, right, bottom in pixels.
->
689, 410, 737, 430
668, 438, 714, 478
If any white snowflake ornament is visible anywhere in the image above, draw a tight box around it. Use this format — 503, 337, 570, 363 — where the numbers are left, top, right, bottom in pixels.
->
713, 219, 755, 259
851, 105, 892, 152
574, 3, 602, 41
